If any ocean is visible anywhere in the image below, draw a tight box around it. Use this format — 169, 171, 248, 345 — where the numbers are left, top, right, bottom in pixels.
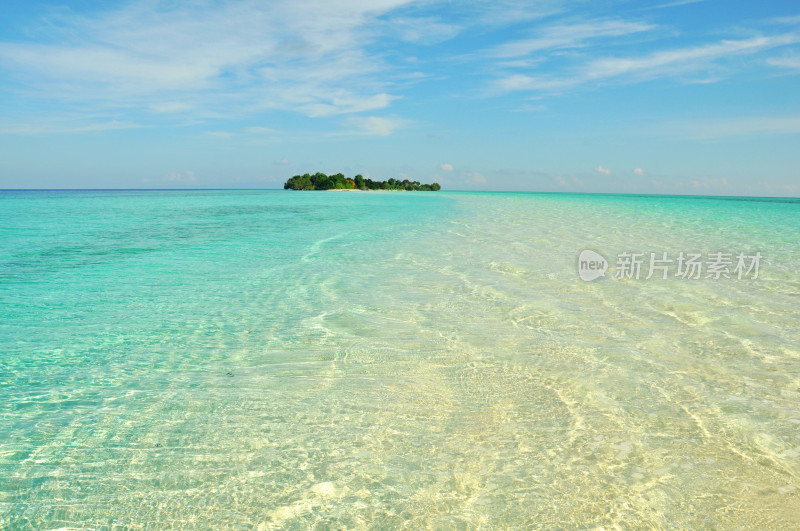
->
1, 189, 798, 528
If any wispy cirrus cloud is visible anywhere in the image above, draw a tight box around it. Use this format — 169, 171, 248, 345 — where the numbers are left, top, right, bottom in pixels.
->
343, 115, 410, 136
650, 0, 705, 9
671, 114, 800, 139
491, 32, 800, 93
3, 0, 799, 149
583, 34, 799, 79
389, 17, 462, 44
767, 53, 800, 69
0, 118, 144, 136
298, 93, 399, 118
0, 0, 424, 129
487, 19, 654, 58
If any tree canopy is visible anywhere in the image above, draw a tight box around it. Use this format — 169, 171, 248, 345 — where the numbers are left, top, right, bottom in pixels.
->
284, 172, 441, 191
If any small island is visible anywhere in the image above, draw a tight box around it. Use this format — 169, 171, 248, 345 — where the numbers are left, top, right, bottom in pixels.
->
284, 172, 441, 191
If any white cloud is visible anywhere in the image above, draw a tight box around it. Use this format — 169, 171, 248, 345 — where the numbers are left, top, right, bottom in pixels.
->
491, 33, 800, 94
0, 0, 418, 121
583, 35, 798, 80
276, 158, 290, 165
0, 119, 143, 135
488, 20, 654, 58
151, 102, 194, 114
298, 93, 398, 117
651, 0, 705, 9
669, 114, 800, 139
769, 15, 800, 26
463, 171, 486, 183
514, 103, 548, 113
690, 177, 729, 189
165, 170, 196, 184
492, 74, 545, 92
390, 17, 461, 45
206, 131, 234, 138
345, 116, 407, 136
464, 1, 565, 28
595, 165, 612, 175
1, 0, 629, 130
245, 126, 276, 135
439, 163, 455, 171
634, 167, 645, 176
767, 54, 800, 69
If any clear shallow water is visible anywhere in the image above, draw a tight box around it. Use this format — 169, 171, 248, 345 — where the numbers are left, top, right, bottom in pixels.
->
1, 190, 799, 528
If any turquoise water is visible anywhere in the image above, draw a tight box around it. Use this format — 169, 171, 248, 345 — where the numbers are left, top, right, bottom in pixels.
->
1, 190, 799, 528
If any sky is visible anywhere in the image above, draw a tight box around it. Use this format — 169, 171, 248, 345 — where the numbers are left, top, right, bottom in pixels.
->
0, 0, 798, 195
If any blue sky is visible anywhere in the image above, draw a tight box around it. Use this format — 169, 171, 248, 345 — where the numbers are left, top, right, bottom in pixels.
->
0, 0, 798, 195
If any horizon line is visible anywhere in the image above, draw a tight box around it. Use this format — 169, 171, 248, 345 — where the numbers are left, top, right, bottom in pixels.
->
1, 188, 798, 200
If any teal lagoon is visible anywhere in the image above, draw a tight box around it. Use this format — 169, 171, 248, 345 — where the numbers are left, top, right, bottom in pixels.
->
1, 190, 799, 528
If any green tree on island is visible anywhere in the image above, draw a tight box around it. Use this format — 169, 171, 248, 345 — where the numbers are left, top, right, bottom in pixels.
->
284, 172, 441, 191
